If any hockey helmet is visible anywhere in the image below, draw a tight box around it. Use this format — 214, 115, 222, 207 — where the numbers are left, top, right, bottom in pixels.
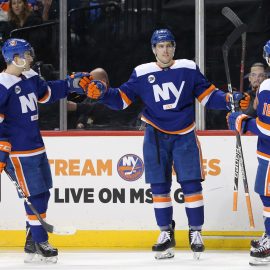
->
2, 38, 34, 63
151, 29, 175, 47
263, 40, 270, 66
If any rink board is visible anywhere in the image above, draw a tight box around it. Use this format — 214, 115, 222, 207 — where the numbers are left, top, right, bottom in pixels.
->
0, 131, 264, 249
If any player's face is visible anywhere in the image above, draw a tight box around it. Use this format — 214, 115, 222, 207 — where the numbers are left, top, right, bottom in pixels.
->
153, 41, 175, 66
23, 51, 33, 70
248, 66, 267, 91
11, 0, 24, 16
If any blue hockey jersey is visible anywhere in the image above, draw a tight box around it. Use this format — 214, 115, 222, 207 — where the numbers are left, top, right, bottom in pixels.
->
101, 59, 228, 134
0, 69, 69, 155
246, 79, 270, 159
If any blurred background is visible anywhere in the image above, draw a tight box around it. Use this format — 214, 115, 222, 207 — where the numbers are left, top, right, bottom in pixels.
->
0, 0, 269, 131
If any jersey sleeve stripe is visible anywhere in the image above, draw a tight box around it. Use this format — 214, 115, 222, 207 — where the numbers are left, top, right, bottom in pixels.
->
257, 150, 270, 160
197, 84, 216, 104
38, 86, 52, 103
119, 89, 132, 109
0, 114, 5, 123
256, 117, 270, 135
141, 116, 195, 134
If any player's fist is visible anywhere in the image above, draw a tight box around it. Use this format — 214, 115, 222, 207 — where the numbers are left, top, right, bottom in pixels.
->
0, 140, 11, 174
226, 112, 250, 134
235, 92, 250, 110
226, 92, 250, 111
66, 72, 93, 95
86, 80, 107, 99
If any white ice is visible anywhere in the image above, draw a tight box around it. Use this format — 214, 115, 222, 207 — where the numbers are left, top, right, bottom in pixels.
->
0, 250, 262, 270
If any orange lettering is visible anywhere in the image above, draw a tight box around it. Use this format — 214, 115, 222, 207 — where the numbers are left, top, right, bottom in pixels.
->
208, 159, 221, 176
97, 159, 112, 176
69, 159, 80, 176
81, 159, 96, 176
55, 159, 68, 176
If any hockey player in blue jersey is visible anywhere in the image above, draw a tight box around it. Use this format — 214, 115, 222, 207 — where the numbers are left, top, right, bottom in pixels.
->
0, 38, 91, 263
77, 29, 250, 260
228, 40, 270, 266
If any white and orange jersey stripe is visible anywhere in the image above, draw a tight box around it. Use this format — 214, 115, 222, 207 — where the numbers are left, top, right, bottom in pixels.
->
10, 156, 30, 197
118, 89, 132, 109
263, 206, 270, 218
27, 213, 46, 226
152, 194, 172, 209
256, 117, 270, 136
38, 86, 52, 104
0, 113, 5, 123
257, 151, 270, 161
184, 193, 204, 208
10, 146, 46, 157
197, 84, 217, 106
140, 116, 196, 135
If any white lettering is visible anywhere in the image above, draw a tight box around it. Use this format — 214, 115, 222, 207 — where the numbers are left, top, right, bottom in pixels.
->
19, 93, 38, 113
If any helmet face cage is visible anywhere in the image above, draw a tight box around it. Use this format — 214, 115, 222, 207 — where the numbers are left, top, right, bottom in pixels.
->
2, 38, 34, 64
263, 40, 270, 66
151, 29, 175, 47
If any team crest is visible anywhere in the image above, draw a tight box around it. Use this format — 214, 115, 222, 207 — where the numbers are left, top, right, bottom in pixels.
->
15, 85, 21, 94
117, 154, 144, 181
148, 75, 155, 83
9, 40, 17, 46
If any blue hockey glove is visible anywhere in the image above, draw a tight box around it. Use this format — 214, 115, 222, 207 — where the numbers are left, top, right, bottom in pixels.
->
0, 139, 11, 173
86, 80, 107, 99
66, 72, 93, 95
226, 92, 250, 111
226, 112, 250, 134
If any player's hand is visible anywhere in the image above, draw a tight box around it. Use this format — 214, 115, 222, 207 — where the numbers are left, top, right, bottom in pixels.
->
226, 92, 250, 111
0, 140, 11, 173
226, 112, 250, 134
66, 72, 93, 95
85, 80, 107, 99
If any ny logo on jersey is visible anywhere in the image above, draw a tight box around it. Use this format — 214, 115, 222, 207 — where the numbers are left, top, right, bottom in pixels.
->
19, 93, 38, 113
153, 81, 185, 110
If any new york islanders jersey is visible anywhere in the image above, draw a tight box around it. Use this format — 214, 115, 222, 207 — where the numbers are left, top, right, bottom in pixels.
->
246, 78, 270, 159
101, 59, 228, 134
0, 69, 69, 155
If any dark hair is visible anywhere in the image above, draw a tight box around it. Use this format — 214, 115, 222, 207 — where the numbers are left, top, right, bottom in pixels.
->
8, 0, 31, 28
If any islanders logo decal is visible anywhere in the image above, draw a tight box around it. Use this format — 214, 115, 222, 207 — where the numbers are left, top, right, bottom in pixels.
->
117, 154, 144, 181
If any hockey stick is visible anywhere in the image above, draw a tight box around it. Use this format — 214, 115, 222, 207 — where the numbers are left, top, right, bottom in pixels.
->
4, 168, 76, 235
222, 24, 255, 228
222, 7, 247, 212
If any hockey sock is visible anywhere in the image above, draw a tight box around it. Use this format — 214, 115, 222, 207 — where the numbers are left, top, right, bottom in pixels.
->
151, 182, 173, 229
181, 180, 204, 227
260, 195, 270, 236
24, 191, 50, 243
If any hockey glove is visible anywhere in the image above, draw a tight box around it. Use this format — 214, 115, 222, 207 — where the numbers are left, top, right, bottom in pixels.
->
85, 80, 107, 99
226, 112, 250, 134
226, 92, 250, 111
66, 72, 93, 95
0, 140, 11, 173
